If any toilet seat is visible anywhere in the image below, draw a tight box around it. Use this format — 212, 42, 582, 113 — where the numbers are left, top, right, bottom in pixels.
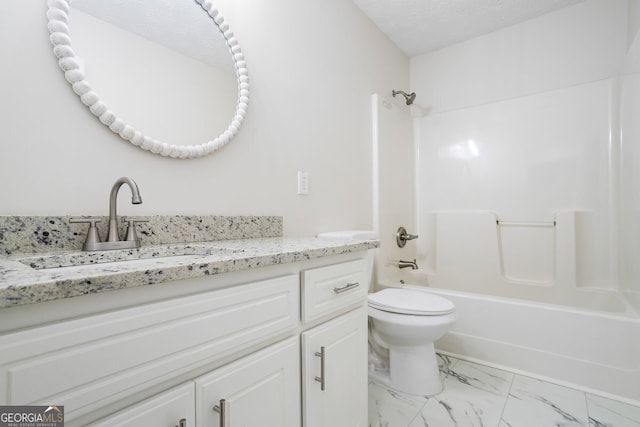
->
368, 288, 455, 315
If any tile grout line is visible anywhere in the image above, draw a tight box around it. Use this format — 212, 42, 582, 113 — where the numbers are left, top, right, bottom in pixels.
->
582, 391, 592, 426
406, 401, 427, 427
497, 370, 518, 425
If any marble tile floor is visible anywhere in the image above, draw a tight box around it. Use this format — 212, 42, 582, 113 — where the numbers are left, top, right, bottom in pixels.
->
369, 354, 640, 427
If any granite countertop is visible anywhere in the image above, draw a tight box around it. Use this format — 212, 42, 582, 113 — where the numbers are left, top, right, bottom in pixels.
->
0, 237, 378, 308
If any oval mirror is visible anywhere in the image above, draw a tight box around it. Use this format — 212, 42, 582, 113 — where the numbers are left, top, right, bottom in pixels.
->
46, 0, 249, 159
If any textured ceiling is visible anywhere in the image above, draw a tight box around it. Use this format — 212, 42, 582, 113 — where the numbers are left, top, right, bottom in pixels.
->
72, 0, 587, 67
351, 0, 586, 56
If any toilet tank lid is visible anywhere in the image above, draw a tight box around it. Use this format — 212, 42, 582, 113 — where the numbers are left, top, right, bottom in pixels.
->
317, 230, 378, 240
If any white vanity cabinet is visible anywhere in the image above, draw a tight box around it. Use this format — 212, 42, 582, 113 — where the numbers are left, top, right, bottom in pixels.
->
0, 253, 371, 427
300, 260, 369, 427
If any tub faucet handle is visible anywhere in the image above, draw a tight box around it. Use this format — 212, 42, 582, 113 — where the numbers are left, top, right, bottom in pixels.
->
396, 226, 419, 248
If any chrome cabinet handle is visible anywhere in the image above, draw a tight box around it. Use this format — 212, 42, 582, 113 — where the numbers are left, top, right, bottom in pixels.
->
333, 282, 359, 294
174, 418, 186, 427
213, 399, 227, 427
314, 346, 326, 391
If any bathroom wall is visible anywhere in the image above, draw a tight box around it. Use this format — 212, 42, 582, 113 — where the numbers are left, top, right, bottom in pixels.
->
0, 0, 408, 237
410, 0, 632, 294
412, 0, 627, 114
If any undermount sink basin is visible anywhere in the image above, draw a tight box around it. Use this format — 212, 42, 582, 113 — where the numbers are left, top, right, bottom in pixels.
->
17, 243, 244, 270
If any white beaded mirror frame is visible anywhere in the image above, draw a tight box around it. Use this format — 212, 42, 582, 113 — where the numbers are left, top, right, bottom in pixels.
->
46, 0, 249, 159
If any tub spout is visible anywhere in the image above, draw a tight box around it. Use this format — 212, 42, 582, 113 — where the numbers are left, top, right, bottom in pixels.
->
398, 259, 418, 270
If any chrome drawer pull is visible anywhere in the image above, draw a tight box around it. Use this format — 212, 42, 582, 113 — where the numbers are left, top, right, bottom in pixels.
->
333, 282, 360, 294
314, 346, 326, 391
213, 399, 227, 427
174, 418, 187, 427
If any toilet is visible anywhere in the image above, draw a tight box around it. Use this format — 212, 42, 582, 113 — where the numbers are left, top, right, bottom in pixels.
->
368, 287, 455, 395
317, 230, 456, 396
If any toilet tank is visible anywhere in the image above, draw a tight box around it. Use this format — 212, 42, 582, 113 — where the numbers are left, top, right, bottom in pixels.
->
317, 230, 378, 291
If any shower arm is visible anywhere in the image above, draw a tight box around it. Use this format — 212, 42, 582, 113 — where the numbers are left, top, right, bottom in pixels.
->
392, 90, 416, 105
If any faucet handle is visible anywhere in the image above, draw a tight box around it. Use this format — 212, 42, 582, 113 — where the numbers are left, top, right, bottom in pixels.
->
69, 217, 102, 249
122, 217, 149, 242
396, 226, 419, 248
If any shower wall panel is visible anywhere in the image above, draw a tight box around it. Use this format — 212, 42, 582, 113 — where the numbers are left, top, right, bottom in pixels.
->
620, 70, 640, 300
415, 80, 614, 289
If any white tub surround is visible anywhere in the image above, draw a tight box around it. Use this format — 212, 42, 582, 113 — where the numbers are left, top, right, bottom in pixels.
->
418, 210, 639, 316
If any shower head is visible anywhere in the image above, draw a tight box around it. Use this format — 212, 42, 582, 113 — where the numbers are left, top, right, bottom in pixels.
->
392, 90, 416, 105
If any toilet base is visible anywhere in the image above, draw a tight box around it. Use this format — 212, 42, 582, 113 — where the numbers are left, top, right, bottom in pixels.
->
368, 342, 443, 396
391, 343, 442, 395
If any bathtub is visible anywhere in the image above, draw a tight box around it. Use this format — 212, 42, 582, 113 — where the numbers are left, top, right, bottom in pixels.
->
382, 282, 640, 404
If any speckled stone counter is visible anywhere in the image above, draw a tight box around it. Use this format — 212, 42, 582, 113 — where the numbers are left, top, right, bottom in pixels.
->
0, 216, 378, 308
0, 215, 283, 254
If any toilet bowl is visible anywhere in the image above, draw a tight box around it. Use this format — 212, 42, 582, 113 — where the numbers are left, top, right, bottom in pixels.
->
368, 287, 455, 396
315, 230, 455, 396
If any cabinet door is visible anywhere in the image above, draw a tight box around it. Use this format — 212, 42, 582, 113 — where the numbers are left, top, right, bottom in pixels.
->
195, 337, 300, 427
88, 382, 195, 427
302, 307, 368, 427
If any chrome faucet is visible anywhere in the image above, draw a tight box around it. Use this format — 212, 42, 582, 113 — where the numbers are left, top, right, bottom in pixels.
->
398, 259, 418, 270
70, 177, 147, 251
107, 177, 142, 242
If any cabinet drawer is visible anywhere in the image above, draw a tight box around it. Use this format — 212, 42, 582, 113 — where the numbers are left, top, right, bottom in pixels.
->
0, 275, 298, 422
301, 259, 367, 323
